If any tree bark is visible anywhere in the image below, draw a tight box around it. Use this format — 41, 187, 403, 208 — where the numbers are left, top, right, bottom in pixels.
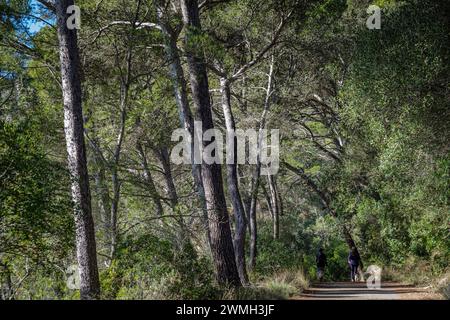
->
277, 181, 284, 217
109, 167, 120, 261
248, 165, 260, 271
180, 0, 240, 287
54, 0, 100, 299
248, 56, 275, 270
267, 174, 280, 239
220, 77, 249, 285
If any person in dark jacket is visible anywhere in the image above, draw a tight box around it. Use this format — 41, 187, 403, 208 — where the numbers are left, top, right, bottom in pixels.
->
316, 248, 327, 281
348, 247, 361, 282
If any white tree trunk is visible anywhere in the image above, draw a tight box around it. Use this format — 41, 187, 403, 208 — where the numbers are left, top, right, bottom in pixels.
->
54, 0, 100, 299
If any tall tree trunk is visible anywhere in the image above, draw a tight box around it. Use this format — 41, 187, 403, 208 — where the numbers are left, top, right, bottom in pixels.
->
109, 166, 120, 261
267, 174, 279, 239
220, 77, 249, 285
137, 142, 164, 216
109, 105, 126, 262
180, 0, 240, 287
277, 182, 284, 217
243, 193, 252, 234
54, 0, 100, 299
155, 0, 210, 244
248, 164, 260, 271
248, 56, 275, 270
109, 35, 132, 262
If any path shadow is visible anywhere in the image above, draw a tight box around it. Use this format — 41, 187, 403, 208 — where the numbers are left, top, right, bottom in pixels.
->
304, 289, 422, 296
298, 282, 425, 300
311, 282, 415, 289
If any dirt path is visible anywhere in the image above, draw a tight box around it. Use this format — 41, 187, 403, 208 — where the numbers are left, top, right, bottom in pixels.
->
292, 282, 441, 300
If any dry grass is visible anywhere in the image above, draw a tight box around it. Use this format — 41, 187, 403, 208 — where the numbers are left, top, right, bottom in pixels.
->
382, 257, 449, 299
222, 268, 309, 300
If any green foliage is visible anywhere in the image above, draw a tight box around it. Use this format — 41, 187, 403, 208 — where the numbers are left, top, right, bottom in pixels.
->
1, 0, 448, 299
100, 233, 219, 300
0, 118, 75, 299
0, 119, 73, 262
332, 0, 450, 276
309, 0, 347, 20
253, 218, 304, 276
254, 213, 350, 281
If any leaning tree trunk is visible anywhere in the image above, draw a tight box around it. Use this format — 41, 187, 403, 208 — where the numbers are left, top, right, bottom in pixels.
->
220, 77, 249, 285
54, 0, 100, 300
180, 0, 240, 287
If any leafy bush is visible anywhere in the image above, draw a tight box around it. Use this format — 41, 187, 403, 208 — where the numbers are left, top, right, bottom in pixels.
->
222, 268, 309, 300
100, 233, 219, 300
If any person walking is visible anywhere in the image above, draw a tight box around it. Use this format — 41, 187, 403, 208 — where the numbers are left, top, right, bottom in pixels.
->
316, 248, 327, 282
348, 247, 361, 282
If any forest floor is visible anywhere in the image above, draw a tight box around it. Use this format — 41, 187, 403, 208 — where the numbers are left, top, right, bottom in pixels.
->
292, 282, 443, 300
